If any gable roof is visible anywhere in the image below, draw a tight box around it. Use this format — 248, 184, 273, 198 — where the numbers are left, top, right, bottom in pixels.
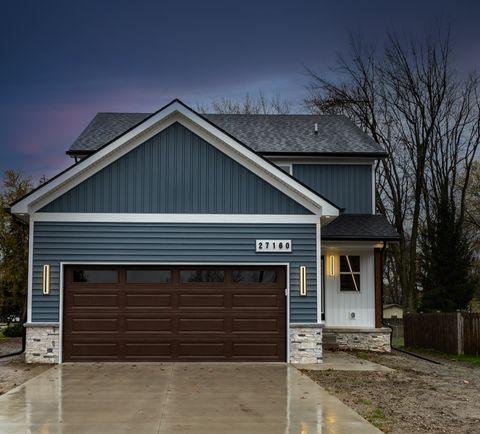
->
11, 99, 340, 217
68, 112, 387, 157
321, 214, 399, 241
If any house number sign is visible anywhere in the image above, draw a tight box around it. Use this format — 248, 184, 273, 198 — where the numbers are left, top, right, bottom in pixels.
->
256, 240, 292, 253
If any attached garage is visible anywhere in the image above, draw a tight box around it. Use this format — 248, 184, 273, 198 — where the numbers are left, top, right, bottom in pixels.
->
63, 265, 287, 362
14, 100, 349, 365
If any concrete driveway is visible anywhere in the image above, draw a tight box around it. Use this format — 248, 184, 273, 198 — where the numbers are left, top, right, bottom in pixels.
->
0, 363, 380, 433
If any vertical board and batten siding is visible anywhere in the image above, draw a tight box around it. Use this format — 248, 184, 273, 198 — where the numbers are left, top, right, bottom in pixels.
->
293, 164, 372, 214
323, 249, 375, 327
40, 123, 310, 215
32, 222, 317, 323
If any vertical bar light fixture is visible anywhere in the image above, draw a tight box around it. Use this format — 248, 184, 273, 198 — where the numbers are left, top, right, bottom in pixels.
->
42, 264, 50, 295
299, 266, 307, 296
329, 255, 335, 277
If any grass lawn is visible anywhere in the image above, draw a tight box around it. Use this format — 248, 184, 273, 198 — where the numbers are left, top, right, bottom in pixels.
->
392, 337, 404, 348
400, 346, 480, 366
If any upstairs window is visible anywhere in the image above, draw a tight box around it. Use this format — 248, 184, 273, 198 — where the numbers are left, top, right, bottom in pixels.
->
339, 255, 361, 291
277, 164, 292, 175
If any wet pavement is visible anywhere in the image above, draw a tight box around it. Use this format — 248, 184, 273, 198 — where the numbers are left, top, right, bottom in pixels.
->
0, 362, 381, 433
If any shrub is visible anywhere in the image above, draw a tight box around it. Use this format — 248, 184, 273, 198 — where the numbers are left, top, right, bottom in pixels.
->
2, 323, 23, 337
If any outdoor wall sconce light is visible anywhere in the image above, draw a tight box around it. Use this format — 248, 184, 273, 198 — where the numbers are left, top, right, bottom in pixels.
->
42, 264, 50, 295
329, 255, 335, 277
299, 266, 307, 296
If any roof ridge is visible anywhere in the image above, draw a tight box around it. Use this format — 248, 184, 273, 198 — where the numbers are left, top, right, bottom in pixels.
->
94, 112, 346, 117
95, 112, 152, 115
68, 108, 387, 157
205, 113, 343, 117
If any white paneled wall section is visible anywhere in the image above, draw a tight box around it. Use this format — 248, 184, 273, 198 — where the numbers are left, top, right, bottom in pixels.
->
322, 246, 375, 327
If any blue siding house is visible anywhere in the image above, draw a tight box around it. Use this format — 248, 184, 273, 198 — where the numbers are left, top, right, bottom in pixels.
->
11, 99, 398, 364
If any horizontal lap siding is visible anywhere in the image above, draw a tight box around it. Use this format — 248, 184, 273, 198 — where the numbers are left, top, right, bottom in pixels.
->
32, 223, 317, 323
40, 123, 310, 215
293, 164, 372, 214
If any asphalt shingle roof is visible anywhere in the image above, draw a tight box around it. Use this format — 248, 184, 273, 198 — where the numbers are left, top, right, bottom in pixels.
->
68, 112, 386, 156
322, 214, 399, 240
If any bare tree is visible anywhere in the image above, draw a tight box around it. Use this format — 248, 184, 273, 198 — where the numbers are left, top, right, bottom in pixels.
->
197, 91, 291, 114
305, 31, 480, 312
0, 170, 33, 325
465, 161, 480, 232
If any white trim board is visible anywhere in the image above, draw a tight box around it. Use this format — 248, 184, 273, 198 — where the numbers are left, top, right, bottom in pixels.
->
32, 213, 320, 224
316, 220, 322, 323
266, 157, 377, 165
322, 241, 384, 250
27, 219, 34, 323
11, 100, 339, 217
57, 261, 292, 363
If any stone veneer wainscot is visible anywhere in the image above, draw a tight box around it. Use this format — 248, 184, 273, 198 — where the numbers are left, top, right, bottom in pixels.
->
25, 324, 60, 364
289, 324, 323, 363
323, 327, 391, 352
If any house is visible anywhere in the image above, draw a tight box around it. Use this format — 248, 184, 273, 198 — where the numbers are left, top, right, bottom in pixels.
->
10, 99, 399, 364
383, 304, 404, 319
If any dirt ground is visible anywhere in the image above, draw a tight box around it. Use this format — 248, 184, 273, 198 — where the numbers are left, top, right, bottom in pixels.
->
303, 350, 480, 434
0, 338, 50, 396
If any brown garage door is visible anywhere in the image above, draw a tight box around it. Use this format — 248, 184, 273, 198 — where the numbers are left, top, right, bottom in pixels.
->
63, 265, 286, 362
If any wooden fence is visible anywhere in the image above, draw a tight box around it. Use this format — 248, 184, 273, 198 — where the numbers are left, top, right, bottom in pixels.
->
383, 318, 404, 340
404, 312, 480, 356
464, 314, 480, 356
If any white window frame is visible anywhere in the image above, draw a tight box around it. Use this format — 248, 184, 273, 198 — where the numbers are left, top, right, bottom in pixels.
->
339, 254, 361, 293
276, 164, 292, 175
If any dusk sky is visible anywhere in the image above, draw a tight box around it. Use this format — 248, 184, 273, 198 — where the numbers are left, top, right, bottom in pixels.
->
1, 0, 480, 182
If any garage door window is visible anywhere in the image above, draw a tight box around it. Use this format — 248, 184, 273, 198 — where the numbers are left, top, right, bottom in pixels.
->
73, 270, 118, 283
232, 270, 278, 283
126, 270, 171, 283
180, 270, 225, 283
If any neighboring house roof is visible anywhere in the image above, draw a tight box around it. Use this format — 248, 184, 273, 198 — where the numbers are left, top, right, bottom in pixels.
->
10, 99, 340, 217
68, 112, 387, 157
383, 304, 403, 309
321, 214, 400, 240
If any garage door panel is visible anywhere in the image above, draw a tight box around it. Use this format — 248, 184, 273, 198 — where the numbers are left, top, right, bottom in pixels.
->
70, 318, 119, 332
63, 265, 286, 362
125, 293, 173, 308
69, 342, 120, 358
232, 318, 281, 332
232, 294, 281, 308
178, 318, 225, 332
124, 342, 172, 357
178, 342, 226, 357
232, 343, 281, 357
125, 318, 173, 332
70, 293, 119, 308
178, 294, 225, 308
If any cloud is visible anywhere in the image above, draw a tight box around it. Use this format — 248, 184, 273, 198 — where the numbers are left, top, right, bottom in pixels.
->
0, 74, 305, 181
